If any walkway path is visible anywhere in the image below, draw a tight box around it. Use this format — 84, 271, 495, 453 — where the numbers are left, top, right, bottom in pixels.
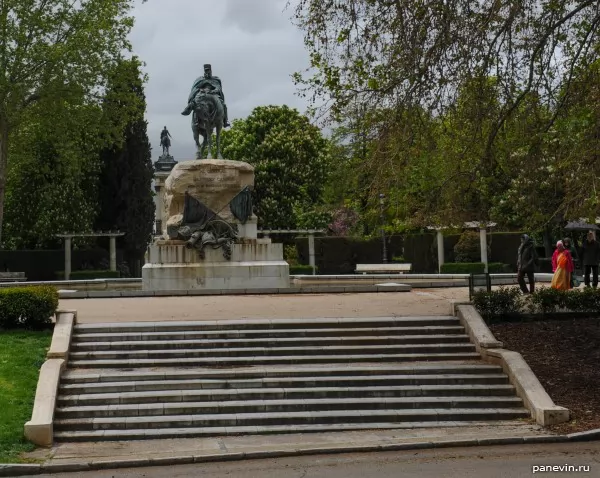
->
24, 422, 553, 470
59, 288, 470, 323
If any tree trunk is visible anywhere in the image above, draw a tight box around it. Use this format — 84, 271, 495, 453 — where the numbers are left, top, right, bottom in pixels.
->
0, 119, 8, 247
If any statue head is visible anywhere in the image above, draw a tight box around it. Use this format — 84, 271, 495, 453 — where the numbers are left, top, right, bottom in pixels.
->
204, 64, 212, 78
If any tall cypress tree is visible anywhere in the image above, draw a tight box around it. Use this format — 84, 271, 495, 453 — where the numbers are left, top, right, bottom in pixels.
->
95, 58, 154, 275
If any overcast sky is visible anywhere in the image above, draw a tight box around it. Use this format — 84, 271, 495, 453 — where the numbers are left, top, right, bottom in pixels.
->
129, 0, 310, 161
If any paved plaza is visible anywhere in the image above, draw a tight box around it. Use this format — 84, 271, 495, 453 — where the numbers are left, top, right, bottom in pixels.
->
59, 288, 470, 323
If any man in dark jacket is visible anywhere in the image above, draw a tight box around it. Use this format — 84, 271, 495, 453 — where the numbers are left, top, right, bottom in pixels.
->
581, 231, 600, 288
517, 234, 537, 293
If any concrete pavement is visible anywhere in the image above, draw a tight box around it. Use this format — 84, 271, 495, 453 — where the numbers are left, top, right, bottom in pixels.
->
23, 441, 600, 477
59, 288, 470, 323
19, 422, 557, 473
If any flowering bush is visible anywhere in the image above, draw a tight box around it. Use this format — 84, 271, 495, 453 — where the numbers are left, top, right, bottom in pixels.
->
328, 207, 359, 236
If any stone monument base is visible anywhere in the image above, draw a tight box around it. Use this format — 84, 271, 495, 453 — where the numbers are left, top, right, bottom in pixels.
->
142, 240, 290, 290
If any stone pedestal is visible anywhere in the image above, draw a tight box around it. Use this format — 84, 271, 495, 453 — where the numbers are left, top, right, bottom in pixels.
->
143, 159, 289, 291
153, 155, 177, 235
143, 240, 289, 290
163, 159, 254, 236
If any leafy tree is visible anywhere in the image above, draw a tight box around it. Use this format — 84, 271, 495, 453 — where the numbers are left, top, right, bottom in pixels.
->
323, 105, 378, 235
488, 92, 564, 231
0, 0, 137, 244
94, 58, 154, 272
549, 59, 600, 223
291, 0, 600, 231
292, 0, 600, 146
3, 85, 103, 249
221, 105, 331, 229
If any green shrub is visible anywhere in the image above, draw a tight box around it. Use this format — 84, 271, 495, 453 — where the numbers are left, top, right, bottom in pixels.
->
528, 286, 600, 314
574, 286, 600, 312
487, 262, 512, 273
284, 245, 300, 266
441, 262, 486, 274
454, 231, 490, 262
289, 265, 318, 275
528, 287, 569, 314
0, 286, 58, 330
441, 262, 510, 274
474, 286, 600, 319
55, 270, 120, 280
472, 286, 523, 321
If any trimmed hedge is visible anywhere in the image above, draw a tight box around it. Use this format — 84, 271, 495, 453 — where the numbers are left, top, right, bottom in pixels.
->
441, 262, 485, 274
290, 265, 318, 275
440, 262, 510, 274
472, 287, 524, 320
0, 286, 58, 330
473, 286, 600, 321
55, 270, 121, 280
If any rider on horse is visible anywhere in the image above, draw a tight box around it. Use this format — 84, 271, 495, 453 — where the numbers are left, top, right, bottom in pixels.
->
181, 64, 230, 128
160, 126, 172, 155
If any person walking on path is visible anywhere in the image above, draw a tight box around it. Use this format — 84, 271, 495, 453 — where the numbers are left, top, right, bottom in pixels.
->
551, 241, 574, 290
517, 234, 537, 294
581, 230, 600, 287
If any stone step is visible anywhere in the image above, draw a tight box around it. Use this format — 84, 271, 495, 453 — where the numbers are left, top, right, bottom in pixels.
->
70, 335, 472, 351
62, 363, 502, 384
69, 344, 477, 360
72, 326, 467, 343
55, 396, 524, 418
53, 420, 531, 442
73, 317, 460, 334
53, 408, 531, 431
57, 384, 518, 406
59, 374, 510, 395
67, 352, 481, 368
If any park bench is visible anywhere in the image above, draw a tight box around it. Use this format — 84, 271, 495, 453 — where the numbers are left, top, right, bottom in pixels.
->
0, 272, 26, 282
355, 263, 412, 274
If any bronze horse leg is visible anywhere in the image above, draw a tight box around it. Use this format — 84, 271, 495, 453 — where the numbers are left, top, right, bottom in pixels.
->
215, 123, 223, 159
192, 121, 203, 159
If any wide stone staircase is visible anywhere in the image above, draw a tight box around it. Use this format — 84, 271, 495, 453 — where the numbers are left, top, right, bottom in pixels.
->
54, 316, 530, 441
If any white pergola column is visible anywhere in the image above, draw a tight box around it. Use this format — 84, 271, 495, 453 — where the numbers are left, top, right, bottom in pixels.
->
436, 230, 445, 273
308, 233, 316, 275
480, 227, 488, 273
109, 236, 117, 272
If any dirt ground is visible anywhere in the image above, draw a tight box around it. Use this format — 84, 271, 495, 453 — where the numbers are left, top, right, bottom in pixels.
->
59, 288, 470, 323
490, 317, 600, 433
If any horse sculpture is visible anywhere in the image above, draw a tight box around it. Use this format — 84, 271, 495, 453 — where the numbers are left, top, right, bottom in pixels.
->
191, 89, 224, 160
160, 134, 171, 156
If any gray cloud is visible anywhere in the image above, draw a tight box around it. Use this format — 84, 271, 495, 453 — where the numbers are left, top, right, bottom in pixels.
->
223, 0, 288, 34
129, 0, 309, 161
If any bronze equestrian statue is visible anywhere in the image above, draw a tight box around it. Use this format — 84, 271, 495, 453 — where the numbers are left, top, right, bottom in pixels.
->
181, 64, 229, 160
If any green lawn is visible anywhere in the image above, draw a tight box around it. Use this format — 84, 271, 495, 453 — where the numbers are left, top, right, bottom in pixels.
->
0, 330, 52, 463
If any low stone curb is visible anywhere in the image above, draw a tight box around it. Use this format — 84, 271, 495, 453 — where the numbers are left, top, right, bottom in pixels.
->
23, 359, 65, 448
46, 311, 76, 361
4, 432, 600, 476
58, 284, 413, 299
456, 305, 504, 351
